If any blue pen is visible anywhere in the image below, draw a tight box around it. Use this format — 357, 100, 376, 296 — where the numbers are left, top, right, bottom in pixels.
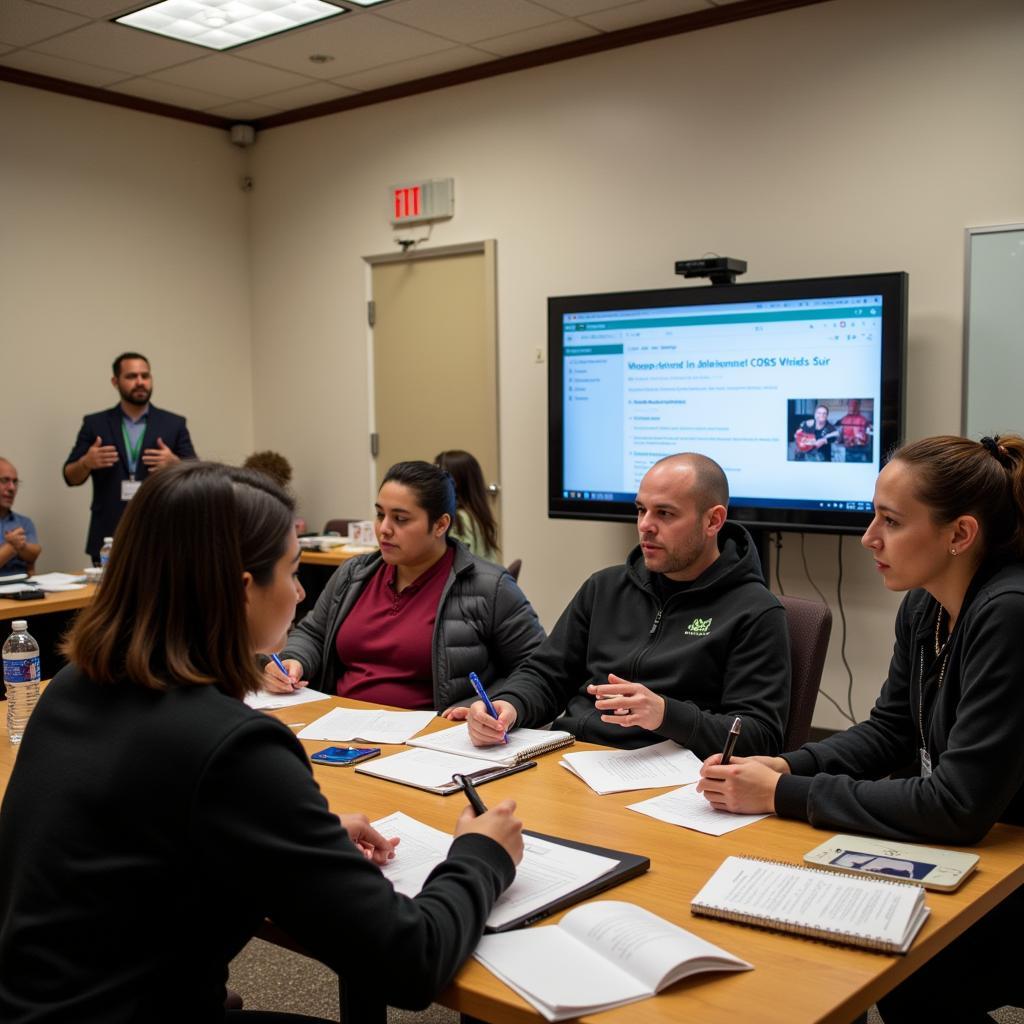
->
469, 670, 507, 743
270, 653, 296, 690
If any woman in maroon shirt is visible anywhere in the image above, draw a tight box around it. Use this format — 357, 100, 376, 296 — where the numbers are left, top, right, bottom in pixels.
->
265, 462, 545, 711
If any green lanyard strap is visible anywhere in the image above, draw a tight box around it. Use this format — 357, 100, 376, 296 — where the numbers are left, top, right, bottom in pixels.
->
121, 421, 146, 475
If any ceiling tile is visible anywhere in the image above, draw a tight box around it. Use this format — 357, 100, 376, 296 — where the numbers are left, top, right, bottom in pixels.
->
32, 20, 204, 74
0, 0, 89, 48
579, 0, 708, 31
375, 0, 564, 45
0, 47, 129, 85
531, 0, 640, 14
34, 0, 141, 16
332, 44, 492, 92
110, 75, 233, 110
152, 53, 314, 98
475, 19, 599, 57
207, 98, 281, 119
255, 79, 358, 109
240, 9, 456, 79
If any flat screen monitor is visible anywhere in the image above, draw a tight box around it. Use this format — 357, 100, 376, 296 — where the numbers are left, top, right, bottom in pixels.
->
548, 272, 907, 533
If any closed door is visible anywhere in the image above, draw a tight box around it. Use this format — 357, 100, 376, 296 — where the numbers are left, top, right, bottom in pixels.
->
369, 242, 501, 537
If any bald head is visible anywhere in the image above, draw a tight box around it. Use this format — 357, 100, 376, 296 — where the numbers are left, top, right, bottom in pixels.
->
647, 453, 729, 513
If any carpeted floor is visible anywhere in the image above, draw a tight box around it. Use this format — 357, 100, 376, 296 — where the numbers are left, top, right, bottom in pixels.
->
229, 937, 1024, 1022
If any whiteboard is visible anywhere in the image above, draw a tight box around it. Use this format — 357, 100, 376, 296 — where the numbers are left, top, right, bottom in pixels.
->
963, 224, 1024, 437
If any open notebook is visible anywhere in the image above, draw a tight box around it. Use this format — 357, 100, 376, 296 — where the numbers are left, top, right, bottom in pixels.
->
691, 856, 930, 954
474, 900, 751, 1021
406, 723, 574, 766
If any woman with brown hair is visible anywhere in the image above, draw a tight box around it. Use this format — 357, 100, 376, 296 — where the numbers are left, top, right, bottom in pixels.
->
0, 462, 522, 1024
698, 434, 1024, 1021
435, 449, 500, 561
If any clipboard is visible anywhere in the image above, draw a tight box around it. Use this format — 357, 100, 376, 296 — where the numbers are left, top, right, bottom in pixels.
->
356, 756, 538, 795
484, 832, 651, 933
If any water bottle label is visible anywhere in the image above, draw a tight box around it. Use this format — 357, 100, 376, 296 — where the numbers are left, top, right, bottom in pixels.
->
4, 656, 41, 683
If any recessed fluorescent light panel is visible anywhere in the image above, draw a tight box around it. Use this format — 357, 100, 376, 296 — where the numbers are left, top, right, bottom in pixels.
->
116, 0, 346, 52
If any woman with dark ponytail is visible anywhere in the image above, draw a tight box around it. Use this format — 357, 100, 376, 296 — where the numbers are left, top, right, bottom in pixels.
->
698, 434, 1024, 1021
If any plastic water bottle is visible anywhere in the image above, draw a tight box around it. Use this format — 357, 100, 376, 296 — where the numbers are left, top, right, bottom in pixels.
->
99, 536, 113, 571
4, 620, 41, 744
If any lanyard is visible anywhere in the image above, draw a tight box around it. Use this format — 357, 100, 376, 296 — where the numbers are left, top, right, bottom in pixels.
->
121, 420, 146, 476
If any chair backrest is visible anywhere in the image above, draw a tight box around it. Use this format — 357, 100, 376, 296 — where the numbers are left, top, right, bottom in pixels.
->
506, 558, 522, 582
779, 595, 833, 749
323, 518, 360, 536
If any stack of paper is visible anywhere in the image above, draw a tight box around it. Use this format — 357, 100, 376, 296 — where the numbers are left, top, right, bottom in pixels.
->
628, 785, 769, 836
373, 811, 619, 930
296, 707, 434, 744
407, 723, 573, 766
28, 572, 87, 592
560, 740, 702, 794
244, 688, 333, 711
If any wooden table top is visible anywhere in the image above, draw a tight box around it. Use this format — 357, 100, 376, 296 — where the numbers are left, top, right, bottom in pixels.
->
0, 583, 97, 622
269, 698, 1024, 1024
299, 546, 370, 567
4, 693, 1022, 1024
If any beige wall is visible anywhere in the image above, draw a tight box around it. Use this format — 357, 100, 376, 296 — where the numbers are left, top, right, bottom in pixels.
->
248, 0, 1024, 729
0, 84, 254, 572
3, 0, 1022, 730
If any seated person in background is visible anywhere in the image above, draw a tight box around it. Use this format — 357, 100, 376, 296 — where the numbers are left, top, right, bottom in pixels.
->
0, 458, 41, 575
435, 449, 500, 562
0, 462, 522, 1023
458, 453, 790, 756
243, 449, 306, 533
697, 434, 1024, 1023
264, 461, 546, 711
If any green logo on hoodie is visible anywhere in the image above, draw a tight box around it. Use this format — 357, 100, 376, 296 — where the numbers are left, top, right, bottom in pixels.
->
685, 616, 712, 637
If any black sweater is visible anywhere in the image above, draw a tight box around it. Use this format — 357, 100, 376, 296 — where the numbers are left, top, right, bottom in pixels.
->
0, 668, 514, 1023
775, 560, 1024, 844
490, 523, 791, 755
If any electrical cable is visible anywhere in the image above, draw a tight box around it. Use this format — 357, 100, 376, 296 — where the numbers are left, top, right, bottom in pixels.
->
836, 535, 858, 723
773, 532, 785, 596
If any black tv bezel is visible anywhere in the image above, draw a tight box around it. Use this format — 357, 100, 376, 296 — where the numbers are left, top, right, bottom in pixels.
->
547, 271, 907, 534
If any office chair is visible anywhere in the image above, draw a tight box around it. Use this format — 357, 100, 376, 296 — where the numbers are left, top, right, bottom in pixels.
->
779, 595, 833, 749
506, 558, 522, 582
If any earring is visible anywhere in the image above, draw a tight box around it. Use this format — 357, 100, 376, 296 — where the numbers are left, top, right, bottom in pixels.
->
950, 548, 957, 556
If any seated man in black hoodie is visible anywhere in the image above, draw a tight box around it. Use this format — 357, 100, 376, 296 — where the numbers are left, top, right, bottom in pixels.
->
451, 453, 790, 757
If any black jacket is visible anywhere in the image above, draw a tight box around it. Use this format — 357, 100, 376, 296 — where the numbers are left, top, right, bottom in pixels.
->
776, 559, 1024, 844
0, 668, 514, 1023
63, 404, 196, 560
282, 540, 546, 710
490, 522, 791, 756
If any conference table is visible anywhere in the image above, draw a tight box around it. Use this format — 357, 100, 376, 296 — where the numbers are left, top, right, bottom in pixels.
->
3, 693, 1023, 1023
264, 696, 1024, 1024
0, 583, 97, 623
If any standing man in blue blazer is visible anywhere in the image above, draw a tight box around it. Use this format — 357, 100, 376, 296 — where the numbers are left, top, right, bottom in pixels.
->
63, 353, 197, 563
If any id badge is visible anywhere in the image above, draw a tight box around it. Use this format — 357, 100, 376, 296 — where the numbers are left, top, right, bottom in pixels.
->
121, 479, 142, 502
920, 748, 933, 778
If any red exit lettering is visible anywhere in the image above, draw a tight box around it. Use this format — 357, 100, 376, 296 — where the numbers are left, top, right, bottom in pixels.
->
393, 186, 421, 220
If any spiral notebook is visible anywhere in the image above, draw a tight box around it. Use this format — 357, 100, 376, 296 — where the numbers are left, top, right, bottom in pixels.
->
691, 856, 930, 954
406, 723, 574, 766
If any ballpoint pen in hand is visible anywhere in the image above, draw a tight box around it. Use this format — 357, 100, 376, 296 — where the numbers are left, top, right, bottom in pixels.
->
270, 653, 296, 690
452, 773, 488, 816
721, 716, 742, 765
469, 670, 507, 743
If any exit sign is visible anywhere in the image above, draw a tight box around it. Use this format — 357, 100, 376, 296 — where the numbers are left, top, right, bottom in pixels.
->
389, 178, 454, 225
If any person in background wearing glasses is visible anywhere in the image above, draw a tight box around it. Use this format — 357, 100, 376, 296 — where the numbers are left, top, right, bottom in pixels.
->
0, 458, 41, 575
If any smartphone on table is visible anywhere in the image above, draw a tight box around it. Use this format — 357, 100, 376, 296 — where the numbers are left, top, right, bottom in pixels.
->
310, 746, 381, 767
